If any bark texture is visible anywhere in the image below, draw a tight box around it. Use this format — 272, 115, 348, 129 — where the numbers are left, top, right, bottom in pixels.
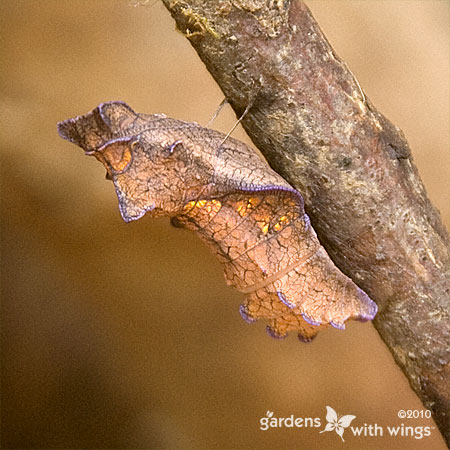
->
162, 0, 450, 442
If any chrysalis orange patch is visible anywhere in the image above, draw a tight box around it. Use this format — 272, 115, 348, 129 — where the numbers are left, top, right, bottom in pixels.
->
95, 139, 133, 176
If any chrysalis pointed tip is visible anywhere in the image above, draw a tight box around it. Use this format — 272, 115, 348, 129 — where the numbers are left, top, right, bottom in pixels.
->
356, 287, 378, 320
57, 118, 78, 143
239, 305, 257, 324
297, 332, 316, 343
266, 325, 287, 340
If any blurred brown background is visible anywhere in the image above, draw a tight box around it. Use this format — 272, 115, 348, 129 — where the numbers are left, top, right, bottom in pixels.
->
1, 1, 449, 449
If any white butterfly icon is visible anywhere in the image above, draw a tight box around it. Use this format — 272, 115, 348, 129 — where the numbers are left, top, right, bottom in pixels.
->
320, 405, 356, 442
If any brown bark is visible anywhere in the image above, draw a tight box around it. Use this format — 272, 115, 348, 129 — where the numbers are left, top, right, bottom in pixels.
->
161, 0, 450, 443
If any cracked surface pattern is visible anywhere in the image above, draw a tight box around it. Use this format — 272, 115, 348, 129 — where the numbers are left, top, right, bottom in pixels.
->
58, 101, 377, 341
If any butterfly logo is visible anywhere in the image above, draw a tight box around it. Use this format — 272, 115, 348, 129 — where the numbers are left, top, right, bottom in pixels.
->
320, 406, 356, 442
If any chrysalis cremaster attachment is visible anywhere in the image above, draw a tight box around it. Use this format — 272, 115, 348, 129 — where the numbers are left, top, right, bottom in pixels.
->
58, 101, 378, 342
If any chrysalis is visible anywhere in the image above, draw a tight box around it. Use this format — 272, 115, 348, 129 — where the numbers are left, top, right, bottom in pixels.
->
58, 101, 377, 342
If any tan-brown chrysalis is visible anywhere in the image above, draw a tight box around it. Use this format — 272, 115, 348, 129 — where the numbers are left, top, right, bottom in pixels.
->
58, 101, 377, 342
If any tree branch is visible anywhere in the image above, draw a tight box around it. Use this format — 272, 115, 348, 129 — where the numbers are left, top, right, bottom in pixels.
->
162, 0, 450, 442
